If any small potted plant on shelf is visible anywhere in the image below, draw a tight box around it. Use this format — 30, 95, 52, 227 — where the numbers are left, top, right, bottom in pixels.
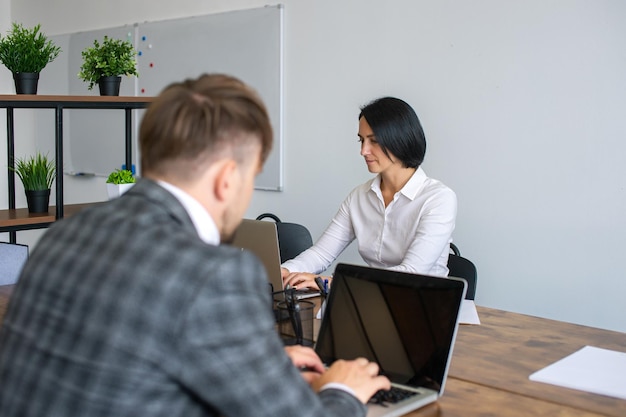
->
106, 168, 135, 199
0, 22, 61, 94
10, 152, 56, 213
78, 36, 139, 96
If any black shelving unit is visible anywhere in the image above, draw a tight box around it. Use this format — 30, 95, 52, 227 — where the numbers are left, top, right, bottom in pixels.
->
0, 95, 153, 243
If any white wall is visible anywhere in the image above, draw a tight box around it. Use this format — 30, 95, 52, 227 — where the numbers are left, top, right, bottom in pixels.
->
3, 0, 626, 333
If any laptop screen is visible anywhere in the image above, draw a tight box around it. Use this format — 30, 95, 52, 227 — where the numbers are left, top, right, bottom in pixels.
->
231, 219, 284, 293
315, 263, 466, 393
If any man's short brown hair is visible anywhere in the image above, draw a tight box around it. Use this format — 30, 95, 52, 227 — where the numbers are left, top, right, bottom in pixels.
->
140, 73, 273, 180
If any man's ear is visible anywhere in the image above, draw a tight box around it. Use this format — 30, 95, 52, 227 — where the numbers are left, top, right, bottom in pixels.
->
213, 159, 239, 203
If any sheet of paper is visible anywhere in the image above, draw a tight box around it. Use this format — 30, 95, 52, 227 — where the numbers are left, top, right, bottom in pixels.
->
315, 299, 326, 320
459, 299, 481, 325
529, 345, 626, 400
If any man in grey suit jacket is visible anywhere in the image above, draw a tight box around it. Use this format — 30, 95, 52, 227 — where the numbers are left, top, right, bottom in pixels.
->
0, 74, 389, 416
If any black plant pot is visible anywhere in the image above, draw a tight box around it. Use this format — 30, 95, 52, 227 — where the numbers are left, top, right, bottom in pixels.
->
25, 189, 51, 214
98, 76, 122, 96
13, 72, 40, 95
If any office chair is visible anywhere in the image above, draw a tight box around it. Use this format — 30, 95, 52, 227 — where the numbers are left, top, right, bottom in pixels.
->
448, 242, 477, 300
256, 213, 313, 263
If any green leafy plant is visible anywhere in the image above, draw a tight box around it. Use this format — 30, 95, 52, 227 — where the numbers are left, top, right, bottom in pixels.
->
78, 36, 139, 90
106, 169, 135, 185
0, 22, 61, 73
10, 152, 56, 191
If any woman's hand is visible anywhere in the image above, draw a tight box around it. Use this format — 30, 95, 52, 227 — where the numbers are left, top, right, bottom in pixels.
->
283, 271, 317, 290
282, 268, 331, 291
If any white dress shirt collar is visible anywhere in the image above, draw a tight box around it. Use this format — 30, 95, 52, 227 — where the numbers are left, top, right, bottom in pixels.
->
157, 180, 220, 245
370, 167, 427, 201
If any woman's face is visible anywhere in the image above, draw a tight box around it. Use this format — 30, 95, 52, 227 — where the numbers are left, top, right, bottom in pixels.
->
358, 117, 396, 174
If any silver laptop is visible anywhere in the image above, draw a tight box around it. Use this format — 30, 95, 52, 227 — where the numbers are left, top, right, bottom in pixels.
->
231, 219, 319, 299
315, 263, 466, 417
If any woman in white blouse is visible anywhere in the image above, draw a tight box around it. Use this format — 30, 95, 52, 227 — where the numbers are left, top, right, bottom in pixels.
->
282, 97, 457, 289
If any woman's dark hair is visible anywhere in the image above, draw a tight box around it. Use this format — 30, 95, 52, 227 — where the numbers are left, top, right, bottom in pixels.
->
359, 97, 426, 168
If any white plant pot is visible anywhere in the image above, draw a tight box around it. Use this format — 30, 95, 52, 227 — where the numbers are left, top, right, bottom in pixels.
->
106, 183, 134, 200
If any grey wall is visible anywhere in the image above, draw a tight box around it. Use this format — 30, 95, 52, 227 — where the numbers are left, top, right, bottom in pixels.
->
2, 0, 625, 333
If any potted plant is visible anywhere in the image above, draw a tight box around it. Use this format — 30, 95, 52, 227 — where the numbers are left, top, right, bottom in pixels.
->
106, 168, 135, 199
78, 36, 139, 96
10, 152, 56, 213
0, 22, 61, 94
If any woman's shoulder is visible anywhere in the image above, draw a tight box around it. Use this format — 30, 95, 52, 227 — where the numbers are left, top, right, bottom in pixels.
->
413, 170, 457, 207
424, 176, 455, 194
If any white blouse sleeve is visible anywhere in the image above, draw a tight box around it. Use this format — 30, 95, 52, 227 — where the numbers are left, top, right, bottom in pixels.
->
281, 194, 356, 275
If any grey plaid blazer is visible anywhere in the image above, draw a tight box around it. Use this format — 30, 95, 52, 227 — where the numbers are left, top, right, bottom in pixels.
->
0, 179, 365, 417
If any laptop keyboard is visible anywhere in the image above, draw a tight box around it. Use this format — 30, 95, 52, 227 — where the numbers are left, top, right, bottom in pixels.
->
294, 288, 320, 298
369, 386, 419, 406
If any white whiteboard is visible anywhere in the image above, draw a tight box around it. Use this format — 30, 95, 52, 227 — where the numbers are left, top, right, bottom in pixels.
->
50, 5, 284, 190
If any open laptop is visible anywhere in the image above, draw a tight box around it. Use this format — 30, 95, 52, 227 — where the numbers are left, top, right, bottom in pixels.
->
231, 219, 319, 299
315, 263, 466, 417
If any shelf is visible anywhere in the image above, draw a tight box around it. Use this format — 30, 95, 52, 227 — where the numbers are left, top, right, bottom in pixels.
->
1, 95, 153, 242
0, 203, 97, 232
0, 95, 153, 109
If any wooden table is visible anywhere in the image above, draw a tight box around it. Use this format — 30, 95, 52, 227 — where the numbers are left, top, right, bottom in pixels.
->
1, 287, 624, 416
439, 307, 626, 417
400, 307, 626, 416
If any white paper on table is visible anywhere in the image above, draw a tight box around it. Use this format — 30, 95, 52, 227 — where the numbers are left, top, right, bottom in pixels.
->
529, 345, 626, 400
315, 299, 326, 319
459, 299, 481, 325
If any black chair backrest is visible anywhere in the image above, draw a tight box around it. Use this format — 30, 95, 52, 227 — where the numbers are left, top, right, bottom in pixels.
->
256, 213, 313, 263
448, 243, 478, 300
